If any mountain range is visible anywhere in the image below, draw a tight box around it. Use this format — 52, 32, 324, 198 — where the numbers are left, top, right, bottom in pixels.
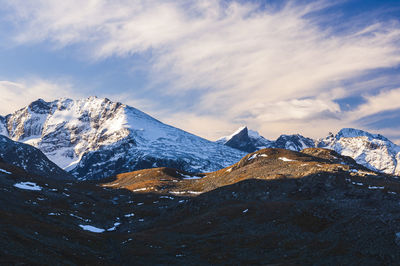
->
0, 96, 399, 180
218, 126, 400, 176
0, 97, 245, 180
2, 97, 400, 264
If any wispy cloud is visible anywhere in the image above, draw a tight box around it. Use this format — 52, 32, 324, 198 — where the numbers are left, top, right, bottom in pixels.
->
2, 0, 400, 139
0, 78, 81, 115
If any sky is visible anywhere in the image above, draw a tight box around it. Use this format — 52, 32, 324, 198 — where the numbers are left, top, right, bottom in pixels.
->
1, 0, 400, 142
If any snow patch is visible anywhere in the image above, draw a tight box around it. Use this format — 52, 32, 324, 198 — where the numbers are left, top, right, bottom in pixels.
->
170, 191, 202, 195
132, 187, 153, 192
107, 222, 121, 231
79, 225, 105, 233
14, 182, 42, 191
181, 173, 203, 180
279, 157, 295, 162
248, 153, 268, 161
368, 186, 384, 190
0, 168, 11, 175
248, 154, 258, 161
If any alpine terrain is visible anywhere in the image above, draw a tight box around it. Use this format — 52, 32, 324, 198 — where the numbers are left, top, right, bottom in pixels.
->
0, 97, 245, 180
2, 147, 400, 265
219, 126, 400, 176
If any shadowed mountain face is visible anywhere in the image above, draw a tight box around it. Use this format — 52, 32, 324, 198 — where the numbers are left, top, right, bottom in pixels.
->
2, 147, 400, 265
0, 135, 72, 180
216, 126, 273, 152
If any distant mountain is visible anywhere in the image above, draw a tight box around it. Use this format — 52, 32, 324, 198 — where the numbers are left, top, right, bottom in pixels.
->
218, 126, 400, 176
0, 97, 245, 180
216, 126, 273, 153
217, 126, 315, 152
274, 134, 316, 151
0, 135, 72, 180
318, 128, 400, 176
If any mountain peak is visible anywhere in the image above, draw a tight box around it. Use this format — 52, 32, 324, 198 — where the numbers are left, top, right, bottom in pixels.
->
217, 126, 273, 153
274, 134, 315, 151
217, 126, 247, 143
336, 128, 389, 142
27, 98, 51, 113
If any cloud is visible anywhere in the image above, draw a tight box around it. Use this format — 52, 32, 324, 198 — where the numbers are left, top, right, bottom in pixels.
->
0, 78, 81, 115
2, 0, 400, 139
345, 88, 400, 137
162, 112, 238, 141
350, 88, 400, 120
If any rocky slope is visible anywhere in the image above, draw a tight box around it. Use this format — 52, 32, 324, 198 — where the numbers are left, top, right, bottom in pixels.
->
0, 97, 245, 180
3, 148, 400, 264
103, 147, 397, 196
0, 135, 71, 180
219, 126, 400, 176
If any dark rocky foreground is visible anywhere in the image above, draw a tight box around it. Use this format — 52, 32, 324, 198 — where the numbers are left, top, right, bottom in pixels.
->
1, 149, 400, 265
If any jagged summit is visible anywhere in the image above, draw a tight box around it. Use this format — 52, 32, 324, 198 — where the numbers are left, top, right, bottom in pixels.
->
217, 126, 273, 153
274, 134, 315, 151
217, 127, 315, 153
335, 128, 389, 142
0, 97, 245, 180
216, 126, 247, 143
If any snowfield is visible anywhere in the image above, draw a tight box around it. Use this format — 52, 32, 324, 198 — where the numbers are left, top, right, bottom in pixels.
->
14, 182, 43, 191
79, 225, 105, 233
279, 157, 295, 162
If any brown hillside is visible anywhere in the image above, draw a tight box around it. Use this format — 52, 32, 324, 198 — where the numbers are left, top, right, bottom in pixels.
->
103, 148, 398, 195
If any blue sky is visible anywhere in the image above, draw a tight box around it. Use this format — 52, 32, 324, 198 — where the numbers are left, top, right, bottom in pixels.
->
0, 0, 400, 142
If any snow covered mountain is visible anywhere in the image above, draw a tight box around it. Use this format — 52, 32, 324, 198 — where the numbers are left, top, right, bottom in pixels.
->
218, 126, 400, 176
274, 134, 316, 151
0, 97, 245, 180
217, 126, 315, 152
0, 135, 71, 179
317, 128, 400, 176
